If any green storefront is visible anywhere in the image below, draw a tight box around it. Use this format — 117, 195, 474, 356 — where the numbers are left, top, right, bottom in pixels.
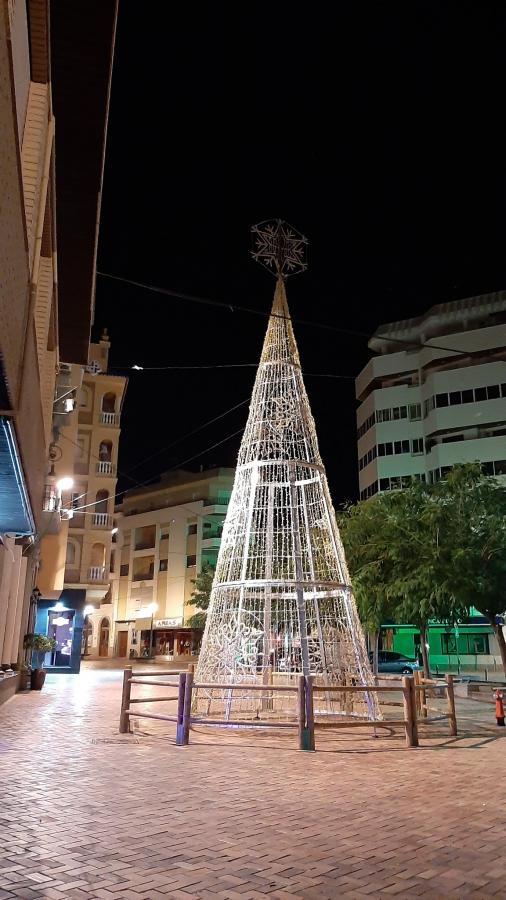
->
380, 608, 496, 671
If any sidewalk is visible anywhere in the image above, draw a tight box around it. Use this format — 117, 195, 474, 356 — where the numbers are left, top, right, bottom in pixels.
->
0, 665, 505, 898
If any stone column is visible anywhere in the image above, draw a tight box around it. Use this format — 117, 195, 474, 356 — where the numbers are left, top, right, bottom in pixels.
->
0, 539, 14, 668
10, 555, 28, 667
1, 544, 22, 670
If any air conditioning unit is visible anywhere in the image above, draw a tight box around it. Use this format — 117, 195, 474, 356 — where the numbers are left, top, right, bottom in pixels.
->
60, 509, 74, 521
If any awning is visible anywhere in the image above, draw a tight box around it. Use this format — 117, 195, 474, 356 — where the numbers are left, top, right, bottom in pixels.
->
0, 417, 35, 534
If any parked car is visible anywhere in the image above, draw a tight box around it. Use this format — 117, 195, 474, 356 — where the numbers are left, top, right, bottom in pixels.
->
369, 650, 421, 674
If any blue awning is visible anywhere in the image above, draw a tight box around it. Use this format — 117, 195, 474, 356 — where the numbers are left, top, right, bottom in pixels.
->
0, 417, 35, 534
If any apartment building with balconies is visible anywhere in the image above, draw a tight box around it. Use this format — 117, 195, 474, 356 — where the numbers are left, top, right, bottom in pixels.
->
106, 468, 234, 661
48, 334, 127, 662
355, 290, 506, 669
356, 291, 506, 500
0, 0, 119, 690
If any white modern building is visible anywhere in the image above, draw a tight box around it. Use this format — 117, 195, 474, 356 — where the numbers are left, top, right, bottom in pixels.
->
356, 291, 506, 500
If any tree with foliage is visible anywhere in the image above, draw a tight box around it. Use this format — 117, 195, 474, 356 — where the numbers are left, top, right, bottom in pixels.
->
340, 463, 506, 677
185, 561, 215, 629
339, 475, 470, 678
338, 497, 398, 673
433, 464, 506, 673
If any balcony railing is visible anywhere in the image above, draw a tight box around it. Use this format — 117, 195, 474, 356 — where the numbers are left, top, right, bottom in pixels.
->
100, 412, 120, 426
88, 566, 107, 582
92, 512, 113, 528
96, 461, 115, 475
203, 497, 229, 507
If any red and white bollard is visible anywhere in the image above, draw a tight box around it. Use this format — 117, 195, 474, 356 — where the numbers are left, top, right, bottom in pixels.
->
494, 689, 505, 727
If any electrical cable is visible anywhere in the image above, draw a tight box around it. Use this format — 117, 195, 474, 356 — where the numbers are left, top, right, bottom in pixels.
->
97, 270, 475, 357
63, 424, 246, 514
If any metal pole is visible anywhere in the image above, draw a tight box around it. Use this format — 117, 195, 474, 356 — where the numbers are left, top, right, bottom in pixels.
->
289, 463, 310, 679
175, 672, 187, 745
149, 613, 154, 659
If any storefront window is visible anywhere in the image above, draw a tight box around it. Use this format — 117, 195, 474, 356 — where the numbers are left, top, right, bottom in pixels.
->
47, 609, 74, 666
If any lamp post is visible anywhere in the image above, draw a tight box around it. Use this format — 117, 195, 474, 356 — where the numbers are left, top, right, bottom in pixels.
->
146, 603, 158, 658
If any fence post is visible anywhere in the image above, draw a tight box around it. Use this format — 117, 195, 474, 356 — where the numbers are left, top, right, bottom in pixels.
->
119, 666, 132, 734
175, 672, 187, 745
181, 668, 194, 746
445, 673, 457, 736
415, 669, 427, 718
402, 676, 416, 748
303, 675, 316, 751
409, 676, 419, 746
297, 675, 306, 750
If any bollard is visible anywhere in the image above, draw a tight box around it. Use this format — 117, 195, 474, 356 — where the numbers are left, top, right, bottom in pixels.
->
119, 666, 132, 733
494, 689, 505, 727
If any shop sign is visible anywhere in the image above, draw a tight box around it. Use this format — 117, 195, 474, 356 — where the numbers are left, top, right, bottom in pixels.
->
154, 617, 183, 628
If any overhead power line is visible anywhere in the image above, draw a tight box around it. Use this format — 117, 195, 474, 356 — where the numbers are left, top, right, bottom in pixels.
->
97, 270, 473, 357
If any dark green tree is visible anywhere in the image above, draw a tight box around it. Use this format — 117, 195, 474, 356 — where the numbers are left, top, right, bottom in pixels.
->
434, 465, 506, 674
339, 475, 470, 677
185, 561, 215, 629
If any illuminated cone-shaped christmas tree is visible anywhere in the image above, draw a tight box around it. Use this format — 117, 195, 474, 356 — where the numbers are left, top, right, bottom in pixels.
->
195, 221, 377, 721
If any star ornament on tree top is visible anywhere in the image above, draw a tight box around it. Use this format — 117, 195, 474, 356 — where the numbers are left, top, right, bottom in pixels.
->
251, 219, 308, 277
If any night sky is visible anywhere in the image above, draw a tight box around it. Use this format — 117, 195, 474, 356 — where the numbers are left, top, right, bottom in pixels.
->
94, 2, 506, 507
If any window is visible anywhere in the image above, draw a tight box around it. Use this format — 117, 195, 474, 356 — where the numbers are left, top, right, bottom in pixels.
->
159, 559, 168, 572
461, 389, 473, 403
501, 384, 506, 397
120, 564, 129, 576
493, 460, 506, 475
384, 442, 393, 456
474, 387, 487, 402
449, 391, 461, 406
436, 393, 449, 408
66, 542, 76, 565
412, 438, 423, 454
442, 434, 464, 444
487, 385, 500, 400
409, 403, 421, 421
442, 633, 489, 655
424, 397, 435, 417
360, 481, 378, 500
71, 492, 83, 510
188, 524, 198, 535
186, 555, 197, 567
482, 461, 494, 475
380, 478, 389, 491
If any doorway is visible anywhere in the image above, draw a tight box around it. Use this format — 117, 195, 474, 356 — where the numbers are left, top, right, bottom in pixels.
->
99, 617, 110, 656
117, 631, 128, 658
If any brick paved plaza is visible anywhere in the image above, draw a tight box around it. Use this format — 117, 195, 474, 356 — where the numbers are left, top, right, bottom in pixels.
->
0, 665, 505, 900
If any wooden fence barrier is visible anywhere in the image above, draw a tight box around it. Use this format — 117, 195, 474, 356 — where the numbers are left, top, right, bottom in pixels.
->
412, 671, 456, 736
119, 668, 457, 749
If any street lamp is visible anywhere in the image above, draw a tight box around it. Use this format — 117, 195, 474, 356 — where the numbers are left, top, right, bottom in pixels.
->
56, 476, 74, 493
146, 602, 158, 658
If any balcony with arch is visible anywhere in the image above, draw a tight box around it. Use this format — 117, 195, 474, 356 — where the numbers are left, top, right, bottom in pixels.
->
96, 439, 116, 476
100, 392, 120, 426
92, 490, 112, 528
64, 538, 81, 583
88, 541, 108, 583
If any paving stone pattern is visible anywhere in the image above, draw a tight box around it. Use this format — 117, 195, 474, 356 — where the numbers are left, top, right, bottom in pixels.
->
0, 666, 505, 899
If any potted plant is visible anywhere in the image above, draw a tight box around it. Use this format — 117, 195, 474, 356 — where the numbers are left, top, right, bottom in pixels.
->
23, 634, 56, 690
19, 662, 32, 691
